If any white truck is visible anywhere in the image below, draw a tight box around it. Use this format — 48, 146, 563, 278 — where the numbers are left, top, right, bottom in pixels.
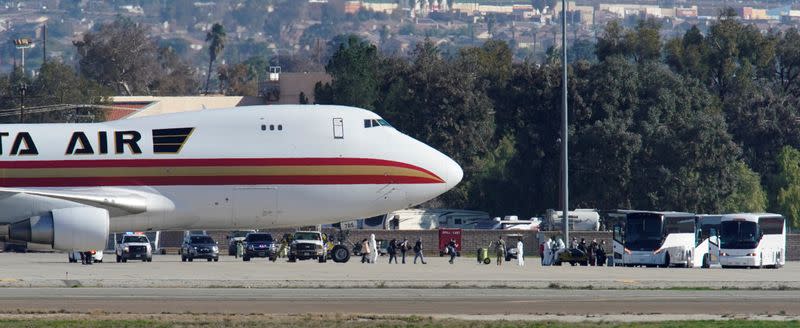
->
288, 231, 326, 263
115, 233, 153, 263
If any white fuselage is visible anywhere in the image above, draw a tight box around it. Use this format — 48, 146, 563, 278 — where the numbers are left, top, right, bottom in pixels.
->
0, 105, 463, 232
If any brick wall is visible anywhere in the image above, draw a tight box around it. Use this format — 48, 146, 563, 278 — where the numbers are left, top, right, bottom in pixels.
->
788, 234, 800, 261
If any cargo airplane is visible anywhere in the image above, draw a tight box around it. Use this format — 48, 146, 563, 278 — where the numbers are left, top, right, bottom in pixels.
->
0, 105, 463, 252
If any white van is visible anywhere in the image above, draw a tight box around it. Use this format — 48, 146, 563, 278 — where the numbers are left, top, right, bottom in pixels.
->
545, 209, 601, 231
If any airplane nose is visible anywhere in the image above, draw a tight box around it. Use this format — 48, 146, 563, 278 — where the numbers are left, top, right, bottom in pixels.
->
440, 154, 463, 190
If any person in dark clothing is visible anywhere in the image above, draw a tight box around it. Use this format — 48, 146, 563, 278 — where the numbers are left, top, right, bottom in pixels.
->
413, 238, 426, 264
399, 238, 409, 264
587, 239, 598, 266
596, 240, 607, 266
388, 239, 398, 264
447, 239, 457, 264
360, 238, 370, 263
578, 238, 587, 253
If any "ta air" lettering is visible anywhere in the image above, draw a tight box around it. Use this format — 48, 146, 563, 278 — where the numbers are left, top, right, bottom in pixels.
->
0, 132, 39, 156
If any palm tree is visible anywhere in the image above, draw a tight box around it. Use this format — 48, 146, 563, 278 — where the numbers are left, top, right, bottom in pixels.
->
204, 23, 226, 94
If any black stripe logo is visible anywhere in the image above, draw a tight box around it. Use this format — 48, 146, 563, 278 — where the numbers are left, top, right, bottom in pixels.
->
152, 127, 194, 154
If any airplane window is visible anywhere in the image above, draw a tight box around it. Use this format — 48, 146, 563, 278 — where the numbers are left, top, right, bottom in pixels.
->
270, 125, 275, 131
278, 125, 283, 131
364, 119, 389, 128
261, 124, 266, 131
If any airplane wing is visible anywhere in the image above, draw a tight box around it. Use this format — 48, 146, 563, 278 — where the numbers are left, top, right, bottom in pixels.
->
0, 187, 172, 217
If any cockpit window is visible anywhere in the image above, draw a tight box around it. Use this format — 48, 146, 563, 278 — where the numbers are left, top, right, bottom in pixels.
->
364, 119, 392, 128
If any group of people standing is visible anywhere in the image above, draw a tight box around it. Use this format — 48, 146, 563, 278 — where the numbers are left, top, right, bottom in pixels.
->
489, 236, 525, 266
361, 235, 427, 264
540, 235, 607, 266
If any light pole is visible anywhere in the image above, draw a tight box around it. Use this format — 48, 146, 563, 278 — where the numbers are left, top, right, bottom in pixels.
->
13, 38, 33, 74
561, 0, 569, 243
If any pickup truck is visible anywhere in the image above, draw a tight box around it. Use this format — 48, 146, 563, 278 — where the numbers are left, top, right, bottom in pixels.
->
116, 234, 152, 263
289, 231, 326, 263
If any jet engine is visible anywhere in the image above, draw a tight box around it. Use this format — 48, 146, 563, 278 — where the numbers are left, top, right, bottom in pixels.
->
7, 207, 109, 251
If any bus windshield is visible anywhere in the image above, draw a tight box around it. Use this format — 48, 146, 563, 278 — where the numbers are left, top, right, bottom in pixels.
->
720, 221, 759, 249
624, 214, 663, 251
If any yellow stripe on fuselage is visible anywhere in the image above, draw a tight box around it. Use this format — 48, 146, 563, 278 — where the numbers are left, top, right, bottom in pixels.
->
2, 165, 440, 181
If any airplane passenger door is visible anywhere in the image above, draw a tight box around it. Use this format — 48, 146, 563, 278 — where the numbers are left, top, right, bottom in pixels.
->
233, 187, 278, 228
612, 224, 624, 266
332, 118, 344, 139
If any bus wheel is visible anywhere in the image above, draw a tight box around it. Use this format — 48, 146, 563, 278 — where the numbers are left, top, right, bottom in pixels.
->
701, 254, 710, 268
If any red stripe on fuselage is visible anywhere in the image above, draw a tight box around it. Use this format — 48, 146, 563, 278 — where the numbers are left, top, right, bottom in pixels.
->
0, 175, 441, 187
0, 158, 445, 187
0, 158, 436, 175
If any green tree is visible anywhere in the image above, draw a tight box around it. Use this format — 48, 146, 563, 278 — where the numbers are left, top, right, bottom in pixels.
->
664, 25, 708, 81
31, 62, 105, 105
776, 146, 800, 229
571, 58, 740, 212
73, 17, 161, 95
596, 19, 661, 63
468, 134, 518, 214
703, 8, 775, 100
595, 21, 629, 62
204, 23, 226, 94
776, 28, 800, 95
722, 161, 768, 213
217, 63, 257, 96
324, 35, 379, 110
313, 81, 333, 104
151, 47, 198, 96
0, 62, 111, 123
628, 18, 662, 63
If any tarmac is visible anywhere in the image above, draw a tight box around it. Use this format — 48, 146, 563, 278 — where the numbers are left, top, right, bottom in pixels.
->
0, 253, 797, 289
1, 253, 799, 320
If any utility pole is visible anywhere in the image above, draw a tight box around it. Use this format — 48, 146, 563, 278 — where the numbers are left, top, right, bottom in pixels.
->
561, 0, 570, 243
18, 82, 26, 123
42, 24, 46, 64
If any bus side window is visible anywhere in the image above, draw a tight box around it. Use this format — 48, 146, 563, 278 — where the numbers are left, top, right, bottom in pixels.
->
613, 225, 623, 243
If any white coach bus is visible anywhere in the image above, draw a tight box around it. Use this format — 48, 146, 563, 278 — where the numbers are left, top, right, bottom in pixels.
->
719, 213, 785, 269
693, 215, 722, 268
613, 211, 697, 267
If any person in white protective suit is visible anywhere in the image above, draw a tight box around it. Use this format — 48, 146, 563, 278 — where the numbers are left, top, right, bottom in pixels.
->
542, 237, 553, 266
553, 236, 567, 263
516, 238, 524, 266
369, 234, 379, 264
